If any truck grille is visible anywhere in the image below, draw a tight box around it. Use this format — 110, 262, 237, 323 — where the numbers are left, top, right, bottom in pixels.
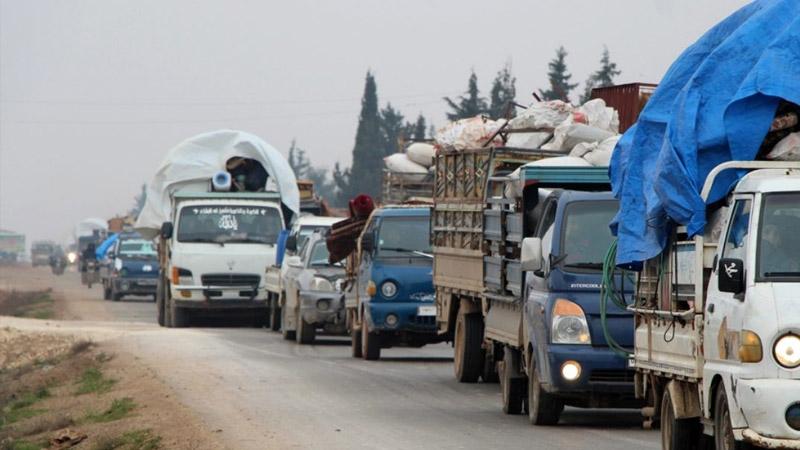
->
589, 370, 635, 383
201, 274, 260, 287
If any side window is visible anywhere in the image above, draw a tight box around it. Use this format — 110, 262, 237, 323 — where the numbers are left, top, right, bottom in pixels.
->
536, 200, 557, 238
722, 199, 752, 262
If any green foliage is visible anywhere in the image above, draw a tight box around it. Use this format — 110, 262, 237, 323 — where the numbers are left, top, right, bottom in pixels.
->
379, 103, 406, 156
2, 439, 45, 450
83, 397, 136, 423
444, 71, 488, 121
75, 367, 116, 395
129, 184, 147, 219
581, 46, 622, 103
412, 114, 426, 141
540, 46, 578, 102
489, 63, 517, 119
9, 292, 54, 320
288, 140, 339, 207
0, 389, 50, 428
92, 429, 162, 450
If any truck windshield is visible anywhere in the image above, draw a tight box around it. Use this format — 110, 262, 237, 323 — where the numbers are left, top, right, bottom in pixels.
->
560, 200, 618, 272
757, 192, 800, 280
119, 240, 156, 257
377, 216, 431, 258
177, 205, 282, 245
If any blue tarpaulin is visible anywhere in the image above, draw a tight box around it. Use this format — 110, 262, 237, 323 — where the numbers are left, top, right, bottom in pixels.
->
96, 234, 118, 259
610, 0, 800, 268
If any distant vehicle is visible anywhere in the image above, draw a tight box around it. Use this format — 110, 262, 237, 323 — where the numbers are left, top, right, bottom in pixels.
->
347, 206, 444, 360
31, 240, 56, 267
279, 232, 346, 344
104, 238, 159, 301
0, 230, 25, 264
49, 246, 67, 275
78, 234, 104, 288
265, 214, 342, 334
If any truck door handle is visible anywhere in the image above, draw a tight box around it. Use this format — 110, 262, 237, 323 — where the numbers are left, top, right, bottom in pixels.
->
707, 303, 715, 314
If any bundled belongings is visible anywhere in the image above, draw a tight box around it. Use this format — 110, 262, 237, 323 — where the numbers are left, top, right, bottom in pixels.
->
609, 0, 800, 268
326, 194, 375, 263
135, 130, 300, 238
406, 142, 436, 167
384, 153, 428, 181
434, 116, 505, 151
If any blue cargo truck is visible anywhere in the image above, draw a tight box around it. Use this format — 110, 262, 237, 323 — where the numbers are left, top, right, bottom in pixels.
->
348, 206, 444, 361
481, 165, 637, 424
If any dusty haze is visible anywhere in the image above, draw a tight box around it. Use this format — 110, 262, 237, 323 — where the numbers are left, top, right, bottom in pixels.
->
1, 0, 750, 245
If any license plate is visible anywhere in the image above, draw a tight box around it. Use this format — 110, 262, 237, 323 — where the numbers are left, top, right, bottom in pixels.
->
417, 305, 436, 316
138, 279, 157, 286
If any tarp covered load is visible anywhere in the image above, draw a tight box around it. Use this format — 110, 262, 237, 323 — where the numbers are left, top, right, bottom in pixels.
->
610, 0, 800, 268
135, 130, 300, 237
74, 218, 108, 239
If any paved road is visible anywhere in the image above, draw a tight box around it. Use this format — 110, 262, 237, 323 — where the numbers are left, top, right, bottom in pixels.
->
3, 267, 659, 450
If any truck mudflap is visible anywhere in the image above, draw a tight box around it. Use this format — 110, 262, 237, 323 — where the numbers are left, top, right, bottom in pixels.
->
735, 378, 800, 445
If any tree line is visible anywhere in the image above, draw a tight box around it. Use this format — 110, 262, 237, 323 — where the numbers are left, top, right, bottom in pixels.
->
289, 45, 621, 206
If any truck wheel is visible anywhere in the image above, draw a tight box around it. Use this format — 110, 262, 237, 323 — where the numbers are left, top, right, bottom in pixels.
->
500, 349, 525, 415
714, 384, 746, 450
351, 326, 363, 358
297, 314, 316, 345
269, 295, 281, 331
661, 387, 700, 450
454, 312, 483, 383
156, 280, 165, 327
169, 300, 189, 328
111, 286, 122, 301
361, 321, 381, 360
103, 284, 111, 301
281, 301, 296, 340
527, 358, 563, 426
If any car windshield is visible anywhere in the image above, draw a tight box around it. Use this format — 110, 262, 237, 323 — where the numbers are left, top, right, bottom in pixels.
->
309, 241, 342, 267
297, 225, 329, 250
560, 200, 618, 272
119, 240, 156, 257
757, 192, 800, 280
177, 205, 282, 245
377, 216, 431, 257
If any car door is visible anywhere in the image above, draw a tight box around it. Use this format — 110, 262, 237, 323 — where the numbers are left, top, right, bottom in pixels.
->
705, 196, 752, 365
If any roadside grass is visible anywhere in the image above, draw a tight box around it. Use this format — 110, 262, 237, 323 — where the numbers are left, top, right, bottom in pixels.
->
92, 429, 162, 450
83, 397, 136, 424
0, 388, 50, 428
0, 290, 55, 320
75, 367, 117, 395
0, 438, 49, 450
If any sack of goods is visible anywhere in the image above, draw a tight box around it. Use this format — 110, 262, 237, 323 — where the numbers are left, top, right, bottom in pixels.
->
406, 142, 436, 167
384, 153, 429, 182
434, 116, 505, 151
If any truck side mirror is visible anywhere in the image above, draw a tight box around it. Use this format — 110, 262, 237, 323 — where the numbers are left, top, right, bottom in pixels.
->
285, 235, 297, 253
521, 237, 542, 272
361, 233, 375, 253
718, 258, 745, 295
160, 222, 173, 240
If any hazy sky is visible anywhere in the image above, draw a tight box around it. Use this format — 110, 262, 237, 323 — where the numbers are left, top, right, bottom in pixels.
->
1, 0, 751, 245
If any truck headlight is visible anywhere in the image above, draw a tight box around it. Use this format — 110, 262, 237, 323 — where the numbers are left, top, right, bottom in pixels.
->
380, 281, 397, 298
551, 298, 590, 345
311, 277, 333, 291
67, 252, 77, 263
171, 267, 193, 285
774, 334, 800, 368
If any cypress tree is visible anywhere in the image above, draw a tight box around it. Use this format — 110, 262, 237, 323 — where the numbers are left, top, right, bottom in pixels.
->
344, 71, 384, 200
444, 70, 489, 121
539, 46, 578, 102
489, 63, 517, 119
580, 46, 622, 103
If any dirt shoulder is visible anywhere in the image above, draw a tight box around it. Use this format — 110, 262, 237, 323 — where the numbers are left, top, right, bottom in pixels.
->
0, 327, 226, 450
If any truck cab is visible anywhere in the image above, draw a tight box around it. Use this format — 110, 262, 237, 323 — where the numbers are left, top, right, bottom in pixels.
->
158, 192, 285, 327
520, 190, 636, 424
105, 238, 159, 302
351, 206, 443, 360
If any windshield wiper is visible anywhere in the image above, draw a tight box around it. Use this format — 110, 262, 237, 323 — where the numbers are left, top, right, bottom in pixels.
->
381, 247, 433, 258
223, 237, 272, 244
182, 238, 224, 247
564, 262, 605, 269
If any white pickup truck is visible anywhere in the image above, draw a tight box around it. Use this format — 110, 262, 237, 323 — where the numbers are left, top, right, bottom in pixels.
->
157, 191, 286, 327
629, 161, 800, 449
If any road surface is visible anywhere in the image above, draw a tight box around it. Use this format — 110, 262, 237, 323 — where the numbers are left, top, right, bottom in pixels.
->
1, 266, 658, 449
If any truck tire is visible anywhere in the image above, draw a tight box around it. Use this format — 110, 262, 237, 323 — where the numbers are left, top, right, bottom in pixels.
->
351, 322, 362, 358
501, 349, 525, 415
361, 321, 381, 360
454, 312, 483, 383
714, 384, 747, 450
270, 296, 281, 332
527, 358, 563, 426
111, 286, 122, 301
297, 314, 316, 345
169, 299, 189, 328
103, 284, 111, 301
661, 387, 700, 450
281, 300, 296, 340
156, 279, 166, 327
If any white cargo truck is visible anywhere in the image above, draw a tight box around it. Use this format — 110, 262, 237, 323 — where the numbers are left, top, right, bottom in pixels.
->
628, 161, 800, 449
136, 130, 300, 328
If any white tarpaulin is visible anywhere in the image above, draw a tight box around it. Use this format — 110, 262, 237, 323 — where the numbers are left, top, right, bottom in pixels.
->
135, 130, 300, 236
74, 218, 108, 239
